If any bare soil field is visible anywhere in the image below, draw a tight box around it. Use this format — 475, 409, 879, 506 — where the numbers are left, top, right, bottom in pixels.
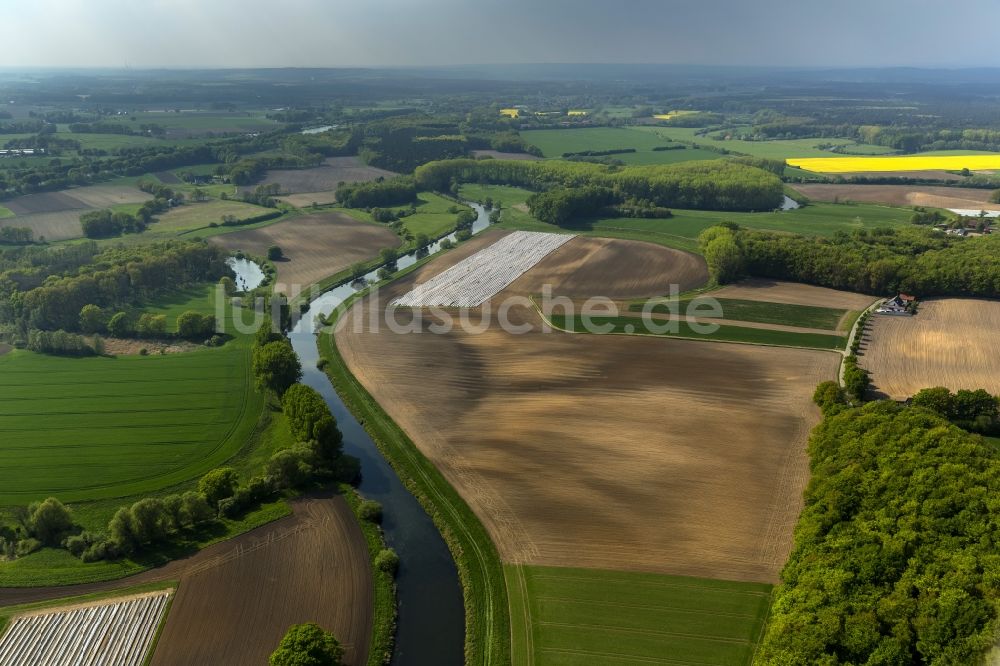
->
335, 245, 840, 584
153, 171, 182, 184
711, 278, 877, 311
150, 496, 372, 666
4, 191, 84, 215
817, 170, 965, 181
860, 298, 1000, 400
1, 495, 373, 666
4, 185, 151, 214
1, 211, 83, 241
471, 150, 543, 161
502, 236, 707, 299
792, 183, 1000, 211
210, 212, 397, 294
277, 191, 340, 208
242, 156, 396, 195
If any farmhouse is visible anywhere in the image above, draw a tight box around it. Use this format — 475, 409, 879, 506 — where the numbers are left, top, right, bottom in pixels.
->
877, 294, 913, 316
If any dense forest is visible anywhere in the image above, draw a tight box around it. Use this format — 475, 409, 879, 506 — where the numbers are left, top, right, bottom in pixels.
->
759, 399, 1000, 664
415, 158, 784, 211
697, 224, 1000, 297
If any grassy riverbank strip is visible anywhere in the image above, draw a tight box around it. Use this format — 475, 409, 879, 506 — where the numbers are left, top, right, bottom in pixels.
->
316, 269, 510, 666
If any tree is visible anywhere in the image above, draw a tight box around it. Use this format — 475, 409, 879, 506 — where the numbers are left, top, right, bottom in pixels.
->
269, 623, 343, 666
176, 311, 215, 340
268, 245, 284, 261
220, 276, 237, 295
198, 468, 239, 507
107, 312, 133, 338
108, 506, 138, 553
180, 491, 213, 526
136, 313, 167, 338
252, 340, 302, 395
79, 304, 106, 334
282, 384, 342, 462
256, 315, 283, 347
267, 446, 315, 489
129, 498, 169, 544
700, 227, 744, 284
28, 498, 74, 546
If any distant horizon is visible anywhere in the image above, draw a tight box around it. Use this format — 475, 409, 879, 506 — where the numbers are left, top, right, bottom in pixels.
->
5, 0, 1000, 70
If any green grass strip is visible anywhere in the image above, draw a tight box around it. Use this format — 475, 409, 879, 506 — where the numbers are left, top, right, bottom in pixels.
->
340, 484, 397, 666
550, 314, 846, 350
317, 278, 510, 666
630, 298, 847, 330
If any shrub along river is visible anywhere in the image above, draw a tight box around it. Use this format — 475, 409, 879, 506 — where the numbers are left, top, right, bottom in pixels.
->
287, 204, 490, 665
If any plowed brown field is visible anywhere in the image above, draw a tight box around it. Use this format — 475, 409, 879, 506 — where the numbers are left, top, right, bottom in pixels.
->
335, 239, 839, 583
711, 278, 878, 310
860, 298, 1000, 399
1, 495, 373, 666
210, 212, 397, 294
792, 183, 1000, 211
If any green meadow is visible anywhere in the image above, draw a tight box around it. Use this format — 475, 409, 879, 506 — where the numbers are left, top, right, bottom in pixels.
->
506, 565, 772, 665
0, 285, 261, 505
521, 127, 722, 164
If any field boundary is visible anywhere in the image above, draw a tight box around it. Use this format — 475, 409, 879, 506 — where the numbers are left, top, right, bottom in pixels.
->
839, 298, 885, 386
532, 298, 846, 353
318, 277, 510, 665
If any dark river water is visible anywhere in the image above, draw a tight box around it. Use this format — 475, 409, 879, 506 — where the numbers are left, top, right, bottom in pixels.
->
287, 204, 490, 665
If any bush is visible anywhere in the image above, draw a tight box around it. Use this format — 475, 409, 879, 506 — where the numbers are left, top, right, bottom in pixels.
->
358, 500, 383, 523
28, 498, 75, 546
252, 340, 302, 395
176, 311, 216, 340
107, 312, 133, 338
268, 245, 284, 261
374, 548, 399, 575
198, 467, 239, 506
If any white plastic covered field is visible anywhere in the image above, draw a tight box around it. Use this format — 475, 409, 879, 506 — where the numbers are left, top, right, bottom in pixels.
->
393, 230, 575, 307
0, 591, 171, 666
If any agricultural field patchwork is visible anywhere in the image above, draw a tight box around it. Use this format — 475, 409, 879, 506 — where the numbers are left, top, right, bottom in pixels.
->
0, 591, 171, 666
210, 211, 397, 294
637, 297, 850, 330
521, 127, 723, 164
150, 199, 272, 233
507, 565, 771, 666
336, 232, 840, 583
860, 298, 1000, 399
242, 156, 396, 196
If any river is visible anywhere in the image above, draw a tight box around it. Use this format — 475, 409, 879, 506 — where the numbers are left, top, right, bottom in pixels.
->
287, 204, 490, 665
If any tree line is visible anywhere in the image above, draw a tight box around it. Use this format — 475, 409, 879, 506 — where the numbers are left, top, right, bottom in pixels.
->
415, 157, 784, 212
697, 223, 1000, 298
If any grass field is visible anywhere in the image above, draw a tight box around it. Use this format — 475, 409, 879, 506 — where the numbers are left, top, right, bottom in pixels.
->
151, 200, 272, 233
634, 297, 849, 330
0, 285, 261, 504
632, 126, 895, 160
550, 313, 846, 349
506, 565, 772, 666
462, 185, 913, 253
0, 206, 13, 219
521, 127, 723, 164
503, 203, 912, 253
344, 191, 468, 241
788, 154, 1000, 173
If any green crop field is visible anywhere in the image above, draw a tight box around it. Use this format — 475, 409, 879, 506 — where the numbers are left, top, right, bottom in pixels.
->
0, 285, 261, 505
549, 314, 846, 349
506, 565, 772, 666
344, 191, 468, 240
0, 206, 14, 219
521, 127, 723, 165
632, 126, 896, 160
633, 297, 849, 330
151, 199, 272, 233
487, 192, 914, 253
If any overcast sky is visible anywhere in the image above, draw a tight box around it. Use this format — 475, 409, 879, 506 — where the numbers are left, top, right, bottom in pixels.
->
3, 0, 998, 69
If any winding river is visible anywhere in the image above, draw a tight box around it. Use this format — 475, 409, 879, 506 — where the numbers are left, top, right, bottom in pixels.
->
287, 204, 491, 665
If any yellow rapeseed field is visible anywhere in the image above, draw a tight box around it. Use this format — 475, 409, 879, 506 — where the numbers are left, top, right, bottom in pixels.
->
499, 108, 520, 118
788, 154, 1000, 173
654, 110, 696, 120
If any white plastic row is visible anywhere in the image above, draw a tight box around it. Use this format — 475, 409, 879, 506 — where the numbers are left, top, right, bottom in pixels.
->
392, 230, 575, 308
0, 591, 171, 666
